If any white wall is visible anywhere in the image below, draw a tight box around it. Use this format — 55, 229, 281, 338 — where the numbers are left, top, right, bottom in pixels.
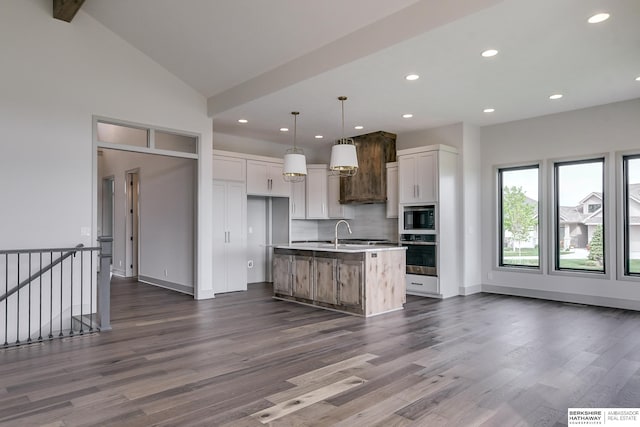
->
213, 132, 325, 163
480, 98, 640, 309
99, 150, 195, 290
461, 124, 482, 294
0, 0, 213, 298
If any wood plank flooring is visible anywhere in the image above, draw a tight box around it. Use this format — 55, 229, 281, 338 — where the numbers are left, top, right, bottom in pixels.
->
1, 276, 640, 426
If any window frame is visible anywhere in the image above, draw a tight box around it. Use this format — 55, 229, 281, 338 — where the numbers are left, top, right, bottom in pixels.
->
622, 153, 640, 279
551, 156, 607, 276
497, 164, 541, 270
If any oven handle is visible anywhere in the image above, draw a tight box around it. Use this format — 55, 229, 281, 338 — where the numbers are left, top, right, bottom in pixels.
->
400, 241, 437, 246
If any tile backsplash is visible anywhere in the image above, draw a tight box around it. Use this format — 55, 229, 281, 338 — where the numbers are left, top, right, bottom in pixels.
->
292, 203, 398, 242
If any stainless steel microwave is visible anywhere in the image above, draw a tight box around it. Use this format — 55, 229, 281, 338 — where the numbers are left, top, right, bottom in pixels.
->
401, 205, 436, 232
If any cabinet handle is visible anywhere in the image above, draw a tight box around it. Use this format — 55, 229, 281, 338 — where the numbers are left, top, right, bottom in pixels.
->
416, 185, 420, 198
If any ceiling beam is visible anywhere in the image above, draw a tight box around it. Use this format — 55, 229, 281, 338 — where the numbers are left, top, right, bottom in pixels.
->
53, 0, 85, 23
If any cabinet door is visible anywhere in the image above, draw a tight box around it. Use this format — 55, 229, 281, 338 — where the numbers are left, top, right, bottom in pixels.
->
415, 152, 437, 203
268, 163, 290, 197
272, 254, 292, 295
292, 255, 313, 299
290, 180, 306, 219
386, 163, 398, 218
398, 155, 417, 204
212, 181, 229, 293
246, 160, 269, 195
314, 257, 336, 304
213, 155, 246, 181
328, 174, 353, 219
306, 167, 328, 219
337, 259, 363, 308
225, 182, 247, 292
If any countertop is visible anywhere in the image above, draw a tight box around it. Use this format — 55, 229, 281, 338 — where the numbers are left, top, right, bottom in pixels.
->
275, 242, 406, 253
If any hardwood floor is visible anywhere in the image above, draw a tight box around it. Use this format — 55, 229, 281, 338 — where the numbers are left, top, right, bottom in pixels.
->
1, 277, 640, 426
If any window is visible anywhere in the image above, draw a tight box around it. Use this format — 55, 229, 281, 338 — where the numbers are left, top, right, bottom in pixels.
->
587, 203, 601, 213
624, 155, 640, 276
498, 165, 539, 268
554, 158, 605, 273
97, 122, 148, 147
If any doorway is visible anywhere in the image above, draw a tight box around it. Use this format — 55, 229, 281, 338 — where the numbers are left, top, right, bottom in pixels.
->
125, 170, 139, 278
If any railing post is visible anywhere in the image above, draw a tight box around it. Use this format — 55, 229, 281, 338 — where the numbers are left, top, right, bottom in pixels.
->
97, 236, 112, 332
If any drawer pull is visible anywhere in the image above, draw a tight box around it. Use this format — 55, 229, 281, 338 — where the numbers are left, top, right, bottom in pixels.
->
410, 282, 423, 286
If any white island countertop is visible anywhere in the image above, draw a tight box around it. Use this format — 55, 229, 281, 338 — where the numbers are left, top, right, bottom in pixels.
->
275, 243, 406, 253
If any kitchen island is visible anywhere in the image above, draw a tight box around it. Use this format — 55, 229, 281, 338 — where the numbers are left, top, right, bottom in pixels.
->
272, 243, 406, 317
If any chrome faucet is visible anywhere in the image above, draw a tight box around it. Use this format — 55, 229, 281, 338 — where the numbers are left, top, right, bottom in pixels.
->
334, 220, 352, 249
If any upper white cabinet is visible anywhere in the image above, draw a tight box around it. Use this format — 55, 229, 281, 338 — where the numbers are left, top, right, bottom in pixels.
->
398, 151, 437, 204
213, 154, 246, 182
246, 160, 289, 197
306, 165, 329, 219
328, 174, 354, 219
386, 162, 398, 218
290, 180, 306, 219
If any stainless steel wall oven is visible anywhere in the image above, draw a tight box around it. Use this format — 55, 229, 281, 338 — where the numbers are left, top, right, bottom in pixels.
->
400, 233, 437, 276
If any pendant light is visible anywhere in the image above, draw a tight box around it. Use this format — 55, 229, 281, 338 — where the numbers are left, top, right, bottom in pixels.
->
329, 96, 358, 177
283, 111, 307, 182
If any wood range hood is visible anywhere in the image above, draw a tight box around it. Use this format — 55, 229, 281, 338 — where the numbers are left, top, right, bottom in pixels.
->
339, 131, 396, 204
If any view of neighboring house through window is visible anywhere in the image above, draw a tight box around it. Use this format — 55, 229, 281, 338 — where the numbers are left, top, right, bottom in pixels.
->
624, 155, 640, 275
498, 165, 539, 268
554, 158, 605, 273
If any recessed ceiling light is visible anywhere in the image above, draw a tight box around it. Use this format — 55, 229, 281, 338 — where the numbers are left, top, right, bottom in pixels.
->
402, 114, 413, 119
483, 108, 495, 113
238, 119, 248, 123
481, 49, 498, 58
354, 125, 364, 130
549, 94, 563, 100
635, 76, 640, 81
280, 127, 289, 132
405, 74, 420, 81
315, 135, 323, 139
588, 13, 610, 24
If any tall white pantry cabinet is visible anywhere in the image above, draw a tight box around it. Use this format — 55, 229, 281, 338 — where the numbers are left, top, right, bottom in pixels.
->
212, 154, 247, 293
397, 144, 459, 299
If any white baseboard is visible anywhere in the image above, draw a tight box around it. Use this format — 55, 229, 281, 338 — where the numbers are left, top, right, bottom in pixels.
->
138, 275, 194, 296
482, 284, 640, 311
459, 284, 482, 296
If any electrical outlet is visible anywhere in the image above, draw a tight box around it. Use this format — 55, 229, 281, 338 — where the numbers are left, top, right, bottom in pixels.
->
119, 260, 122, 267
247, 260, 253, 268
164, 269, 168, 277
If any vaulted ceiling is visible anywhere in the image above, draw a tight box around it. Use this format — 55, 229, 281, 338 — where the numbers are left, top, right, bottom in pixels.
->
83, 0, 640, 148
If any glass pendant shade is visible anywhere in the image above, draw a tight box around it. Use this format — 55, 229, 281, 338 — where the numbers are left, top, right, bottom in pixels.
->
329, 96, 358, 177
282, 111, 307, 182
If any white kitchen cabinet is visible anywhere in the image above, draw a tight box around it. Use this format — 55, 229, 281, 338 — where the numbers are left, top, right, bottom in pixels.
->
398, 151, 437, 204
213, 180, 247, 293
328, 174, 353, 219
246, 160, 289, 197
306, 165, 329, 219
213, 154, 246, 181
386, 162, 398, 218
290, 180, 306, 219
397, 144, 459, 299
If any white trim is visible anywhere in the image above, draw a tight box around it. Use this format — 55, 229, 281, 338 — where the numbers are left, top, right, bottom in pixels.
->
482, 284, 640, 311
